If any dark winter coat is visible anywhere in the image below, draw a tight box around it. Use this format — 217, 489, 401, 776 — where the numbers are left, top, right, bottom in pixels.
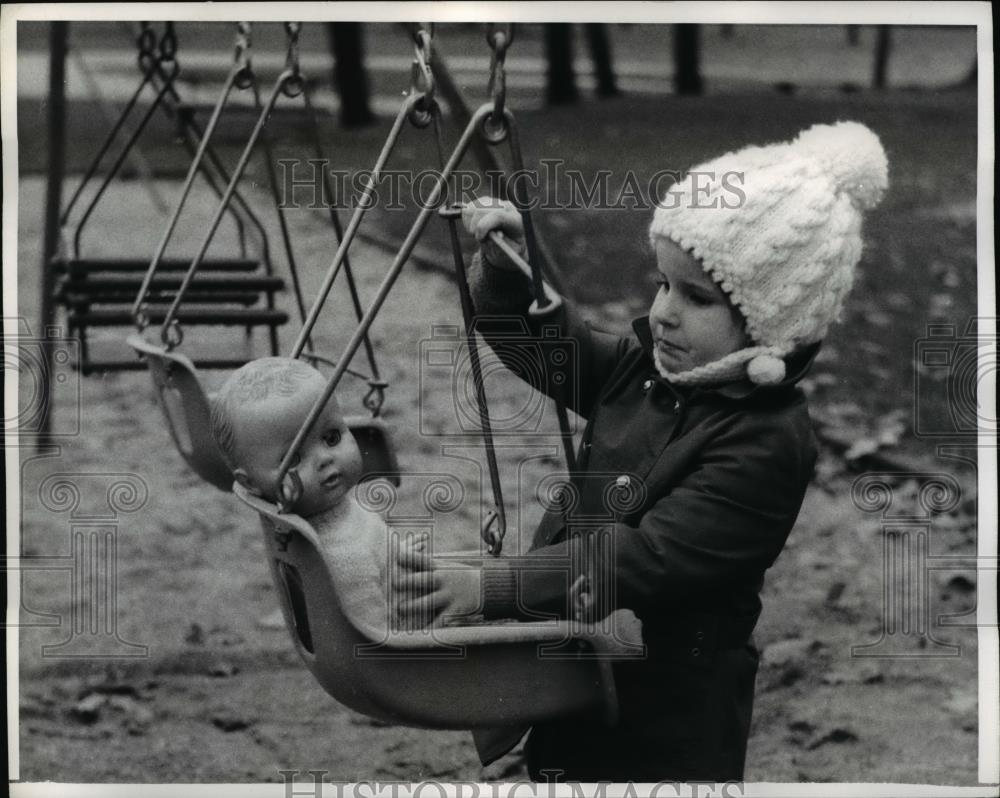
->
469, 257, 819, 782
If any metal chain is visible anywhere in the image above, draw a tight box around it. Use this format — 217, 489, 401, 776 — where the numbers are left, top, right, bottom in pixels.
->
432, 112, 507, 555
407, 25, 435, 127
484, 24, 514, 142
158, 21, 177, 62
234, 22, 254, 89
282, 22, 304, 98
137, 22, 157, 71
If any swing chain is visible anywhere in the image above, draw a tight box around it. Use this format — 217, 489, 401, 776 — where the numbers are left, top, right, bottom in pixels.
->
234, 22, 254, 90
137, 22, 158, 74
282, 22, 305, 98
484, 24, 514, 144
155, 22, 180, 83
159, 21, 177, 63
363, 379, 389, 416
407, 26, 435, 128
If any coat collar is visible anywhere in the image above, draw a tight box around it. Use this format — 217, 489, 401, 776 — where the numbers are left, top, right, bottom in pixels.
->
631, 316, 821, 401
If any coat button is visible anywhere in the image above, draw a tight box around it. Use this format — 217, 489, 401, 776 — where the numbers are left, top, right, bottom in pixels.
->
691, 647, 701, 657
615, 475, 630, 489
695, 631, 704, 641
642, 379, 653, 392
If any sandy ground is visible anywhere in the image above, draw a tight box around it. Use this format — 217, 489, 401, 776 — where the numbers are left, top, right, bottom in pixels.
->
13, 171, 981, 785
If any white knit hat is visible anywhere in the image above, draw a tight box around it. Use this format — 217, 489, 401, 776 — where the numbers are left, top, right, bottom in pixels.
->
648, 121, 889, 387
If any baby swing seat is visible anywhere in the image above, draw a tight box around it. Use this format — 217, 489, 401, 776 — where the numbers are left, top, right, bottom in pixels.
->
235, 483, 629, 729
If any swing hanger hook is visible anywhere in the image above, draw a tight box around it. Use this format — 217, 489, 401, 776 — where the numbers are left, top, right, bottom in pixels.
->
482, 508, 506, 556
157, 21, 177, 64
363, 379, 389, 417
278, 468, 303, 515
407, 26, 436, 129
233, 21, 255, 90
281, 22, 305, 99
484, 23, 514, 143
160, 318, 184, 351
136, 22, 156, 67
133, 304, 150, 332
137, 22, 158, 74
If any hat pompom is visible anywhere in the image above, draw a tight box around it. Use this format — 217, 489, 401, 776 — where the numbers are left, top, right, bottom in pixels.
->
747, 353, 786, 385
794, 121, 888, 211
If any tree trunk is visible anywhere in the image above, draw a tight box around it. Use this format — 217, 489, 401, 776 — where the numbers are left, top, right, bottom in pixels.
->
674, 24, 703, 95
327, 22, 375, 128
545, 23, 578, 105
873, 25, 892, 89
585, 24, 619, 97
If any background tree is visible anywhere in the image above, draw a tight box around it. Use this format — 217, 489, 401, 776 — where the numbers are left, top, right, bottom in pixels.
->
545, 23, 579, 105
326, 22, 375, 128
585, 24, 620, 97
674, 24, 703, 95
873, 25, 892, 89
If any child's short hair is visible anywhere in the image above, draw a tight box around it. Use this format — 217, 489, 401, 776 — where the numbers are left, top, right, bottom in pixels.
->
211, 357, 321, 468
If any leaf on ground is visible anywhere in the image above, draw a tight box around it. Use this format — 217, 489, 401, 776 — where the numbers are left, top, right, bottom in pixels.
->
845, 437, 880, 461
69, 694, 105, 725
806, 727, 859, 750
211, 715, 252, 732
207, 661, 239, 678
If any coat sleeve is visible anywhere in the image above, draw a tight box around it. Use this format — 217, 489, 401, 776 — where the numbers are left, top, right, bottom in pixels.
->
483, 408, 816, 620
467, 252, 633, 419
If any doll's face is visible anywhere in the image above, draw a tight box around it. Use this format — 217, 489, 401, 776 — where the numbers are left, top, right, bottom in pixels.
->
231, 372, 363, 517
649, 239, 750, 374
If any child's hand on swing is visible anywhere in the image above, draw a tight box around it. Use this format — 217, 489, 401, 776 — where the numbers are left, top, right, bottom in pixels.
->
462, 196, 525, 272
391, 539, 482, 630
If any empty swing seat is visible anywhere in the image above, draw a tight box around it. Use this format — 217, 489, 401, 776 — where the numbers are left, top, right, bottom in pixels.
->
235, 483, 640, 730
127, 334, 402, 492
53, 254, 287, 373
52, 256, 261, 274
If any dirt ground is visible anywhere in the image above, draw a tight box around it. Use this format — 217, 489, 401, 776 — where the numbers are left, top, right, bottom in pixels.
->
13, 135, 982, 788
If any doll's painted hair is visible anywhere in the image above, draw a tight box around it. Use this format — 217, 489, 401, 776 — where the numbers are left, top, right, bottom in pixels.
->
210, 357, 321, 468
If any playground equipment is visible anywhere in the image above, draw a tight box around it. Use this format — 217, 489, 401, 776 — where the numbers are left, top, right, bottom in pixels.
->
235, 24, 640, 731
125, 22, 398, 490
48, 23, 289, 373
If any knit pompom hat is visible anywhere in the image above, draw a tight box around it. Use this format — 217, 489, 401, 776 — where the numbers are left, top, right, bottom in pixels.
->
648, 121, 888, 387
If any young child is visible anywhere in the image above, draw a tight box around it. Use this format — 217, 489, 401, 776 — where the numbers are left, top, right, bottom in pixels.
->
395, 121, 889, 781
211, 357, 404, 641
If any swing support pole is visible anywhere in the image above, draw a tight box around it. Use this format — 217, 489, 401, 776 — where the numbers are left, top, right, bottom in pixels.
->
38, 20, 69, 445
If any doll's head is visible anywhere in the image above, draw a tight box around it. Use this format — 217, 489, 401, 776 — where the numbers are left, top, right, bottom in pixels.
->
648, 121, 889, 387
211, 357, 363, 516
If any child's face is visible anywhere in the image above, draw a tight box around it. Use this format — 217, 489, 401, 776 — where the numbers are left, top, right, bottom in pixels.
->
231, 373, 364, 516
649, 239, 749, 374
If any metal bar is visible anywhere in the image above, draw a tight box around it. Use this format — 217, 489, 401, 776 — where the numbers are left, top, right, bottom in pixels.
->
131, 67, 240, 324
289, 92, 424, 358
72, 59, 177, 259
301, 75, 382, 385
38, 20, 69, 444
277, 102, 494, 504
159, 69, 294, 345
